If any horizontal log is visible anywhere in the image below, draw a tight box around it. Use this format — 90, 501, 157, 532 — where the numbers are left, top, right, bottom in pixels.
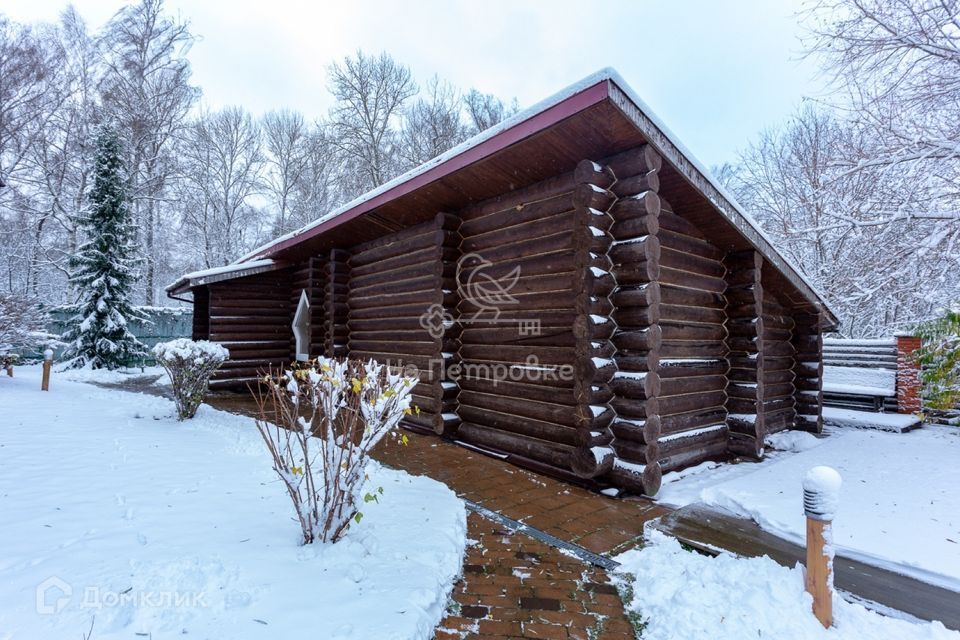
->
609, 213, 659, 242
610, 370, 661, 400
615, 351, 659, 373
657, 360, 728, 378
457, 405, 577, 446
612, 326, 663, 352
611, 283, 661, 309
572, 183, 617, 210
350, 229, 453, 268
458, 389, 583, 428
614, 260, 661, 286
661, 323, 726, 342
658, 440, 728, 475
659, 267, 727, 293
604, 144, 663, 177
659, 424, 728, 455
610, 235, 661, 266
661, 374, 726, 397
659, 284, 725, 308
661, 247, 726, 279
611, 170, 659, 197
349, 246, 458, 279
463, 210, 574, 253
606, 459, 662, 496
611, 396, 659, 420
574, 158, 616, 189
349, 288, 452, 311
659, 228, 724, 262
611, 439, 659, 466
470, 230, 573, 266
610, 414, 660, 445
456, 422, 574, 470
460, 193, 575, 238
660, 304, 726, 325
348, 340, 446, 358
458, 376, 578, 405
608, 192, 661, 225
660, 409, 726, 434
461, 170, 576, 221
659, 391, 726, 417
657, 210, 704, 240
350, 265, 449, 294
570, 446, 615, 479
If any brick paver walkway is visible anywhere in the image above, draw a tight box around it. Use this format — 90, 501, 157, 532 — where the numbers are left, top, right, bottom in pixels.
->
97, 379, 667, 639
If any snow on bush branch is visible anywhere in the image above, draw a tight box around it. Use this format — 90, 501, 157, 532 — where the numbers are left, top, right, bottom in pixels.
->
154, 338, 229, 420
253, 357, 417, 544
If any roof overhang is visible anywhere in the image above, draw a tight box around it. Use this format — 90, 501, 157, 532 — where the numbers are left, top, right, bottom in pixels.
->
168, 68, 839, 329
165, 258, 289, 296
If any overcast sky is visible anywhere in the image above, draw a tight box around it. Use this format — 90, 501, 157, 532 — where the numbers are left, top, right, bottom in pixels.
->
5, 0, 826, 167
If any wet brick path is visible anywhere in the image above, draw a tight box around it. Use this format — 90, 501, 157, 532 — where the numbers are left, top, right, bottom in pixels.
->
98, 379, 667, 638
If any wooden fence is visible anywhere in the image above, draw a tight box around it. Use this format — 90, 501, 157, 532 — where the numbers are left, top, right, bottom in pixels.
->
822, 338, 898, 412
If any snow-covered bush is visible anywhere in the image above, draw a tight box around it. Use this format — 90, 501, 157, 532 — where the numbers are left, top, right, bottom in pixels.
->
154, 339, 229, 420
254, 357, 417, 544
916, 310, 960, 411
0, 293, 50, 362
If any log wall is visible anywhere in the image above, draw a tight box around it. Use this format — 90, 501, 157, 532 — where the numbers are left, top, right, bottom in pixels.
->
724, 250, 765, 457
605, 146, 666, 495
206, 268, 293, 390
455, 171, 581, 472
289, 257, 325, 361
793, 312, 823, 432
192, 286, 209, 340
323, 250, 350, 358
347, 213, 461, 436
653, 199, 730, 474
760, 289, 797, 434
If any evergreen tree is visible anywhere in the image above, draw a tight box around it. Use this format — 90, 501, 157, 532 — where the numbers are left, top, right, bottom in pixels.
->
62, 126, 146, 369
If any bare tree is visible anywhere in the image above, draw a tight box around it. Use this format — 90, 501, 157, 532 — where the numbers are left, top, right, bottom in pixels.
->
286, 124, 335, 232
99, 0, 199, 303
327, 50, 417, 195
399, 76, 468, 167
262, 109, 310, 236
177, 107, 265, 268
723, 105, 958, 336
802, 0, 960, 312
463, 88, 518, 133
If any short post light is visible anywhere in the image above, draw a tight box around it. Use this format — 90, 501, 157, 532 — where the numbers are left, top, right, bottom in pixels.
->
803, 465, 842, 628
41, 348, 53, 391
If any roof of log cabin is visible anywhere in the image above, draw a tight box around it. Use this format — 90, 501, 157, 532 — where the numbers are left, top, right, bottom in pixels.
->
167, 68, 839, 329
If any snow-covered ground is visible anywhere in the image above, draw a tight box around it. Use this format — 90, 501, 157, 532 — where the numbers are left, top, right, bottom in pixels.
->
657, 426, 960, 591
614, 531, 959, 640
0, 369, 466, 639
54, 363, 166, 386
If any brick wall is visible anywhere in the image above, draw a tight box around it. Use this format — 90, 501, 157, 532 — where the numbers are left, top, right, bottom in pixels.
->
895, 335, 923, 414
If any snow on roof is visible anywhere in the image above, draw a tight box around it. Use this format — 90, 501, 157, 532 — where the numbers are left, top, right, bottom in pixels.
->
178, 68, 834, 319
164, 258, 277, 292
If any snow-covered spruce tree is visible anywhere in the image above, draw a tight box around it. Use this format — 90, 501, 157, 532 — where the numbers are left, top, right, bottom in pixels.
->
61, 126, 147, 369
0, 293, 50, 369
916, 310, 960, 412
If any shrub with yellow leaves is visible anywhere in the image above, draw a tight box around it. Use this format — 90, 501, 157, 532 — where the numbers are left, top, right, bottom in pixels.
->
253, 357, 418, 544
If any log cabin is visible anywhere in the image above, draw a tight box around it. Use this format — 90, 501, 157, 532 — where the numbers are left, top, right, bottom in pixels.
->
167, 69, 839, 496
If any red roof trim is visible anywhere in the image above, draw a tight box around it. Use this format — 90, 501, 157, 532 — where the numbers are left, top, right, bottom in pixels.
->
253, 80, 611, 259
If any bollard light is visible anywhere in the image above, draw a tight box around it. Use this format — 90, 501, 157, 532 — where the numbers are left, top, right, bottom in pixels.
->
803, 465, 842, 628
41, 348, 54, 391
